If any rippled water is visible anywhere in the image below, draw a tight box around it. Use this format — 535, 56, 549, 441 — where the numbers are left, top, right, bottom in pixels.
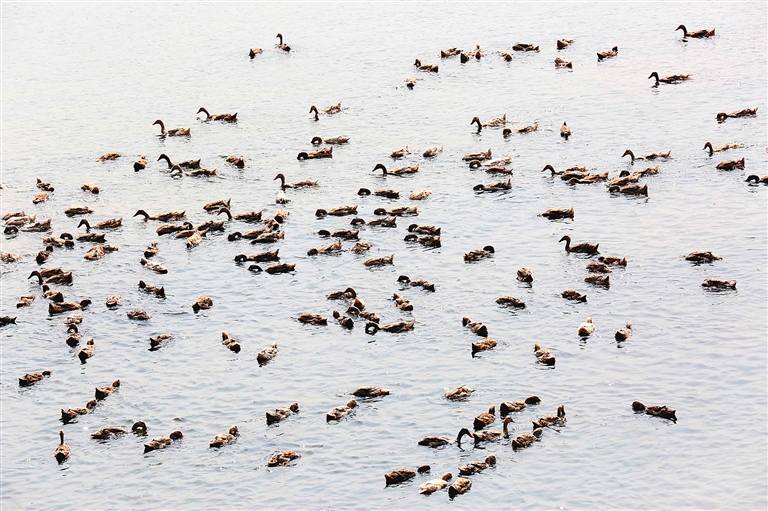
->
2, 2, 767, 509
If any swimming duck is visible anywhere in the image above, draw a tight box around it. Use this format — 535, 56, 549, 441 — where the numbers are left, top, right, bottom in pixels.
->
54, 430, 70, 463
473, 405, 496, 430
391, 293, 414, 311
248, 47, 263, 58
632, 401, 677, 422
65, 325, 81, 346
559, 235, 599, 254
463, 149, 493, 162
297, 147, 333, 160
249, 232, 285, 245
512, 428, 543, 450
701, 278, 737, 289
716, 108, 757, 121
586, 261, 612, 274
138, 280, 165, 299
746, 175, 768, 184
312, 135, 349, 145
22, 218, 52, 232
598, 255, 627, 266
557, 122, 572, 141
155, 222, 189, 236
585, 274, 610, 287
459, 455, 497, 475
500, 396, 540, 416
463, 245, 494, 263
327, 287, 357, 300
157, 154, 201, 169
496, 296, 526, 308
133, 155, 148, 172
61, 399, 97, 423
144, 431, 183, 453
134, 210, 186, 222
316, 206, 358, 218
615, 321, 632, 341
352, 387, 390, 398
423, 145, 443, 158
384, 468, 417, 486
390, 146, 411, 159
149, 334, 174, 349
95, 379, 120, 400
2, 249, 23, 263
170, 164, 217, 178
32, 192, 49, 204
578, 317, 595, 336
499, 51, 514, 61
648, 72, 690, 86
533, 404, 566, 429
473, 178, 512, 192
268, 450, 300, 467
357, 188, 400, 199
92, 422, 147, 440
257, 343, 278, 365
221, 331, 241, 353
153, 119, 190, 137
351, 242, 372, 253
512, 42, 539, 51
716, 158, 745, 171
372, 163, 419, 176
19, 370, 51, 387
398, 275, 435, 292
445, 385, 474, 401
210, 426, 239, 448
307, 239, 342, 256
98, 152, 120, 161
16, 294, 35, 308
557, 38, 574, 49
448, 478, 472, 499
64, 206, 94, 217
675, 25, 715, 38
36, 178, 54, 192
413, 59, 438, 72
554, 56, 573, 68
327, 400, 359, 421
514, 123, 538, 134
297, 313, 328, 326
77, 338, 95, 363
562, 289, 587, 302
364, 319, 414, 334
197, 107, 237, 122
49, 299, 91, 315
597, 46, 618, 60
470, 115, 506, 131
703, 142, 739, 156
534, 343, 556, 366
685, 251, 722, 264
80, 183, 100, 194
83, 244, 119, 261
441, 47, 462, 57
462, 317, 488, 337
376, 206, 418, 217
275, 33, 291, 52
0, 316, 17, 327
35, 246, 54, 265
541, 207, 574, 220
419, 473, 453, 494
363, 254, 394, 267
29, 270, 74, 286
127, 308, 151, 321
418, 428, 473, 448
266, 403, 300, 425
404, 234, 441, 248
309, 103, 341, 120
234, 249, 280, 263
609, 171, 639, 187
191, 296, 213, 313
273, 173, 318, 190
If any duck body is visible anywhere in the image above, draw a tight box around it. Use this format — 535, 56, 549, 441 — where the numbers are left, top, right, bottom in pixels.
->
297, 147, 332, 160
464, 245, 494, 263
459, 455, 496, 475
384, 468, 416, 486
717, 108, 758, 121
676, 25, 715, 38
266, 403, 299, 424
559, 235, 599, 254
554, 56, 573, 68
534, 343, 556, 366
578, 317, 595, 336
419, 473, 453, 494
473, 405, 496, 430
702, 278, 736, 289
648, 72, 690, 85
312, 135, 349, 145
19, 370, 51, 387
716, 158, 745, 170
257, 343, 278, 365
615, 321, 632, 341
562, 289, 587, 302
144, 431, 183, 452
512, 428, 543, 450
497, 296, 526, 308
557, 38, 574, 49
413, 59, 438, 72
445, 385, 474, 401
632, 401, 677, 422
153, 120, 190, 137
541, 207, 574, 220
95, 379, 121, 400
448, 478, 472, 498
127, 308, 151, 320
210, 426, 239, 448
703, 142, 739, 155
54, 430, 70, 463
197, 107, 237, 122
685, 251, 722, 264
474, 178, 512, 192
512, 42, 539, 51
221, 332, 241, 353
533, 404, 566, 429
326, 400, 358, 421
597, 46, 618, 60
372, 163, 419, 176
267, 450, 300, 467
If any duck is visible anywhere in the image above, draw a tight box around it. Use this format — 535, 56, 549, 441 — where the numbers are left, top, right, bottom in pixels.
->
266, 403, 300, 425
0, 316, 17, 327
127, 308, 151, 321
533, 404, 566, 429
390, 146, 411, 159
64, 206, 94, 217
512, 428, 543, 450
473, 418, 514, 444
49, 299, 91, 315
559, 235, 599, 254
500, 396, 540, 416
413, 59, 438, 72
220, 155, 244, 168
597, 46, 618, 60
61, 399, 97, 423
609, 171, 639, 187
615, 321, 632, 341
76, 231, 106, 243
463, 149, 493, 162
351, 242, 372, 253
157, 154, 201, 169
514, 123, 538, 134
92, 422, 146, 440
234, 249, 280, 263
29, 270, 73, 286
404, 234, 441, 248
140, 259, 168, 275
54, 430, 70, 463
372, 163, 419, 176
716, 158, 745, 171
365, 319, 415, 334
274, 173, 318, 189
77, 338, 95, 362
499, 51, 514, 61
562, 289, 587, 302
203, 198, 231, 212
418, 428, 473, 448
448, 478, 472, 499
586, 261, 612, 274
459, 455, 497, 475
98, 152, 120, 161
376, 206, 417, 217
444, 385, 474, 401
307, 239, 342, 256
441, 47, 462, 57
703, 142, 739, 156
297, 147, 333, 160
210, 426, 239, 448
473, 179, 512, 192
701, 278, 737, 289
267, 450, 300, 467
19, 370, 51, 387
275, 33, 291, 52
398, 276, 435, 292
685, 251, 722, 263
170, 164, 217, 178
352, 387, 390, 398
309, 103, 341, 120
16, 294, 35, 308
422, 145, 443, 158
363, 254, 394, 267
473, 405, 496, 430
134, 209, 186, 222
470, 115, 506, 131
2, 249, 23, 263
257, 343, 278, 365
156, 222, 189, 236
384, 468, 417, 486
311, 135, 349, 145
357, 188, 400, 199
32, 192, 49, 204
716, 108, 758, 121
746, 175, 768, 184
250, 232, 285, 245
192, 296, 213, 313
471, 338, 497, 355
632, 401, 677, 422
316, 206, 358, 217
496, 296, 526, 308
35, 178, 54, 192
94, 379, 121, 400
419, 473, 453, 495
83, 244, 119, 261
586, 273, 609, 288
153, 119, 190, 137
197, 107, 237, 122
364, 216, 397, 227
64, 324, 81, 346
598, 255, 627, 266
149, 334, 174, 349
463, 245, 494, 263
327, 400, 358, 421
557, 38, 574, 49
134, 155, 148, 172
676, 25, 715, 38
578, 317, 595, 336
248, 47, 263, 58
648, 72, 690, 86
22, 218, 52, 232
554, 56, 573, 68
391, 293, 413, 312
541, 207, 574, 220
512, 42, 539, 51
534, 343, 556, 366
80, 183, 100, 194
462, 317, 488, 337
144, 431, 183, 453
327, 287, 357, 300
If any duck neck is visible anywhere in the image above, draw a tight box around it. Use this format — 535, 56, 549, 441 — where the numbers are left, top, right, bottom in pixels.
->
563, 237, 571, 252
155, 120, 166, 134
199, 107, 211, 119
158, 154, 173, 168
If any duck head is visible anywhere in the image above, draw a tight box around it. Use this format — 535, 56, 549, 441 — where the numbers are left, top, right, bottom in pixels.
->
622, 149, 636, 162
152, 119, 165, 132
647, 72, 660, 86
372, 163, 387, 174
311, 136, 323, 145
470, 117, 482, 130
632, 401, 646, 412
169, 431, 184, 440
132, 421, 147, 433
456, 427, 473, 444
276, 33, 284, 44
483, 245, 495, 253
196, 107, 210, 118
309, 105, 319, 120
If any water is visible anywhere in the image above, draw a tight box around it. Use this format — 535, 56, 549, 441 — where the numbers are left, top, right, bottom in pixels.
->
2, 2, 766, 509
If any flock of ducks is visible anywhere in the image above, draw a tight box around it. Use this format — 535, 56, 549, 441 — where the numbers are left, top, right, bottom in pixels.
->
1, 23, 762, 503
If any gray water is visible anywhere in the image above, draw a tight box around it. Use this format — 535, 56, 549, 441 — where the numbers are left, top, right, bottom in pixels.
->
1, 2, 767, 509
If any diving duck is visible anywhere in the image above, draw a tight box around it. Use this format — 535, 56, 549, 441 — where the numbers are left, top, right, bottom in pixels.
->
276, 33, 291, 52
496, 296, 526, 308
157, 154, 201, 169
134, 209, 186, 222
297, 147, 333, 160
685, 251, 722, 263
585, 274, 610, 287
138, 280, 165, 297
716, 108, 757, 121
77, 338, 95, 362
54, 430, 70, 463
557, 38, 574, 49
473, 405, 496, 430
192, 296, 213, 313
98, 152, 120, 161
499, 51, 514, 61
365, 320, 414, 334
363, 254, 394, 267
29, 270, 73, 286
95, 379, 120, 401
257, 343, 278, 365
352, 387, 390, 398
418, 428, 473, 448
197, 107, 237, 122
221, 332, 241, 353
541, 207, 574, 220
598, 255, 627, 266
309, 103, 341, 120
470, 115, 506, 131
615, 322, 632, 341
298, 313, 327, 326
459, 455, 496, 475
316, 205, 358, 217
632, 401, 677, 422
562, 289, 587, 302
140, 258, 168, 275
372, 163, 419, 176
274, 173, 318, 189
597, 46, 618, 60
701, 278, 737, 289
266, 403, 300, 425
351, 242, 372, 253
419, 473, 453, 495
134, 155, 148, 171
511, 428, 543, 450
578, 317, 595, 336
144, 431, 183, 453
61, 399, 97, 423
676, 25, 715, 38
32, 192, 49, 204
448, 478, 472, 499
554, 56, 573, 68
441, 47, 462, 57
534, 343, 556, 366
312, 135, 349, 145
500, 396, 540, 416
127, 308, 151, 321
622, 148, 672, 162
445, 385, 474, 401
512, 42, 539, 51
423, 145, 443, 158
746, 175, 768, 184
210, 426, 239, 448
16, 294, 35, 308
413, 59, 438, 72
327, 400, 357, 421
559, 235, 599, 254
19, 370, 51, 387
248, 47, 263, 58
648, 72, 690, 86
153, 119, 190, 137
703, 142, 739, 155
473, 179, 512, 192
462, 317, 488, 337
267, 450, 300, 467
149, 334, 174, 349
384, 468, 417, 486
533, 404, 566, 429
92, 422, 146, 440
463, 246, 494, 263
716, 158, 745, 170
